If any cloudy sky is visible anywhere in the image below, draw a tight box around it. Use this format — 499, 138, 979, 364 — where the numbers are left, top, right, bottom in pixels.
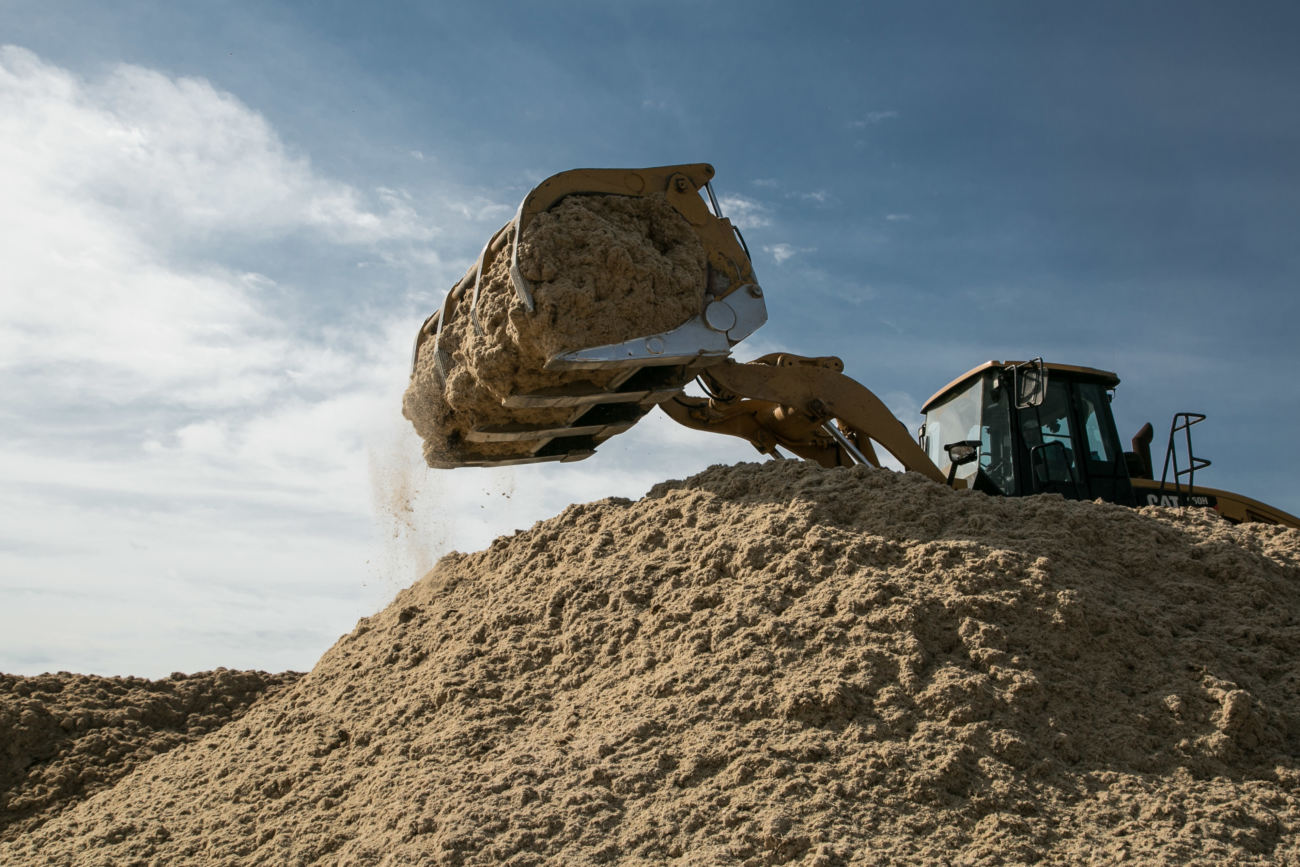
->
3, 2, 1298, 677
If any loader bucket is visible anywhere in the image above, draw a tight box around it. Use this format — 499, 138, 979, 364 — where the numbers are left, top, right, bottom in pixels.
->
404, 164, 767, 468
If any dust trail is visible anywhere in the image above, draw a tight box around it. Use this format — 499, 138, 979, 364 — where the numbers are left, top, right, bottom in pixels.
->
366, 423, 446, 596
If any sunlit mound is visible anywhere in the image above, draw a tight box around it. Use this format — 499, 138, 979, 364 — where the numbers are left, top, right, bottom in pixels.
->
3, 461, 1297, 865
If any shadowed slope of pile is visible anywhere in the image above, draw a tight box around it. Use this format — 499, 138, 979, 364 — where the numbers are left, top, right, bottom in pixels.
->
3, 462, 1297, 865
0, 669, 300, 843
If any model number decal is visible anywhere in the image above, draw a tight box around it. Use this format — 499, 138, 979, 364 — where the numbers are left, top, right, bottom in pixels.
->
1145, 493, 1216, 508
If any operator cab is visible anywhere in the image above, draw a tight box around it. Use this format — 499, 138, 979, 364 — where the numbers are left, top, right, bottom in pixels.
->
919, 360, 1135, 505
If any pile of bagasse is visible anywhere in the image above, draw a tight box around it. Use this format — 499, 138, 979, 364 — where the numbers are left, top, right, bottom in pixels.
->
403, 193, 708, 467
4, 461, 1298, 865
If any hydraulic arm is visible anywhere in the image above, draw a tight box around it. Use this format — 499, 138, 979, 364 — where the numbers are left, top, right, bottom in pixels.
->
661, 354, 946, 483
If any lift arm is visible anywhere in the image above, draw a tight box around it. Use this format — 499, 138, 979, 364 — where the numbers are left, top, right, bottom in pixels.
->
659, 354, 948, 484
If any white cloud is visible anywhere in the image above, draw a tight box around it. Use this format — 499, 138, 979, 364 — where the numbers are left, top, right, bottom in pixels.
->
795, 190, 829, 204
717, 194, 772, 229
762, 242, 814, 264
0, 46, 431, 245
745, 183, 829, 205
444, 194, 516, 224
849, 110, 899, 128
0, 47, 462, 675
0, 45, 442, 415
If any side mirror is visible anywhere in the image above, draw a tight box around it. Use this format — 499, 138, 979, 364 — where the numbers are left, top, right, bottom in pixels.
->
944, 439, 981, 486
945, 440, 980, 466
1012, 358, 1048, 409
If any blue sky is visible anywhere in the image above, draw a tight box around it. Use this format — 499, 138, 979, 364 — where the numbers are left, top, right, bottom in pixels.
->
3, 2, 1297, 676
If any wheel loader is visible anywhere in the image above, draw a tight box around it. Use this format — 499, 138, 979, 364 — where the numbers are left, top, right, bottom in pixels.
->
406, 163, 1300, 530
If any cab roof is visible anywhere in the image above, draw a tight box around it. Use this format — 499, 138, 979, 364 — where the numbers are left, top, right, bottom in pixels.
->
921, 360, 1121, 414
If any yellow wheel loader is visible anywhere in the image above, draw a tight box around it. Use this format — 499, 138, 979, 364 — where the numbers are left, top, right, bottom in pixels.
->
407, 164, 1300, 530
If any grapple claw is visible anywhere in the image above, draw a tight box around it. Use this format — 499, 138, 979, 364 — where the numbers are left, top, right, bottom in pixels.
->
404, 165, 765, 468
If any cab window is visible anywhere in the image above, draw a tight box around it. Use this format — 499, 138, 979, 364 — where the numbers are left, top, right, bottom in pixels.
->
923, 380, 982, 479
1020, 380, 1079, 487
1076, 382, 1115, 465
923, 374, 1016, 493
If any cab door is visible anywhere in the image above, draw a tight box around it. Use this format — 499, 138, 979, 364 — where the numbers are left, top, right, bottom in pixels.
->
1013, 379, 1084, 498
1012, 377, 1134, 504
1070, 380, 1135, 506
